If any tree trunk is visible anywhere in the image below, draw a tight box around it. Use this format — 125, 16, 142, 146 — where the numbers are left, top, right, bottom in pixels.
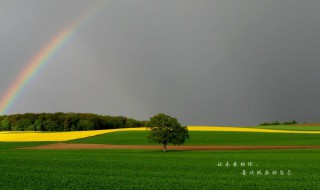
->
163, 144, 167, 152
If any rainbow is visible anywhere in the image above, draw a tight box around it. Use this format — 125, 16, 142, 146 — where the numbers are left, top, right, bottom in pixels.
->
0, 2, 107, 115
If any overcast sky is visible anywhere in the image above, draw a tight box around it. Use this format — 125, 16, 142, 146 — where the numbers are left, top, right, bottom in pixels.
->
0, 0, 319, 125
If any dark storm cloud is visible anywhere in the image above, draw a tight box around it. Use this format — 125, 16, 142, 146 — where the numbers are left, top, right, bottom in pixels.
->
1, 0, 319, 125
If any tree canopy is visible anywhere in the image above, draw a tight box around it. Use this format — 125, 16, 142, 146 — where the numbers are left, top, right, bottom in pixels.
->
0, 113, 147, 131
147, 113, 189, 152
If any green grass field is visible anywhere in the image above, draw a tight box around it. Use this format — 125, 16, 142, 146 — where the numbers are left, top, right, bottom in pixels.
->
0, 142, 53, 149
1, 126, 320, 189
0, 148, 319, 189
242, 125, 320, 131
70, 131, 320, 146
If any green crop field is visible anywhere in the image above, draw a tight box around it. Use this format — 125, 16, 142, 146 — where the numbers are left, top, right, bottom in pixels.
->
70, 131, 320, 146
0, 147, 319, 189
242, 125, 320, 131
1, 128, 320, 190
0, 142, 53, 149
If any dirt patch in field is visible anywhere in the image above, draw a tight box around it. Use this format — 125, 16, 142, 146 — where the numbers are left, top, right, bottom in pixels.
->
18, 143, 320, 151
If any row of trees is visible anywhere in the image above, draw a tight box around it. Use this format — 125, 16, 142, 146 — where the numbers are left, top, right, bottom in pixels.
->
0, 112, 147, 131
259, 120, 298, 126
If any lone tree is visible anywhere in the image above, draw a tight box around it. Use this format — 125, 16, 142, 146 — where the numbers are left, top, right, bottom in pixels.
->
147, 113, 189, 152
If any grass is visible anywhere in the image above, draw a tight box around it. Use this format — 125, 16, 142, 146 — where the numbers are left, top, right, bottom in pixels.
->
0, 148, 319, 190
1, 127, 320, 189
0, 142, 53, 149
242, 125, 320, 131
69, 131, 320, 146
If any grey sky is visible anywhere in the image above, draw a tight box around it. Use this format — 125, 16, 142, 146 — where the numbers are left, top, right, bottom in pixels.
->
0, 0, 319, 125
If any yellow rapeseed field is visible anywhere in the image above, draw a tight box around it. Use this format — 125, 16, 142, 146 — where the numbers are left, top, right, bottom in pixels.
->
188, 126, 320, 134
0, 126, 319, 142
0, 128, 146, 142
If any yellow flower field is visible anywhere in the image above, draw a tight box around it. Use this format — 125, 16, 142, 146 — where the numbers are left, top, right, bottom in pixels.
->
188, 126, 320, 134
0, 128, 146, 142
0, 126, 319, 142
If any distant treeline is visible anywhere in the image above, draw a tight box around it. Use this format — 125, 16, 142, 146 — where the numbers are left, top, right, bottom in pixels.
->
259, 120, 298, 126
0, 113, 147, 131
